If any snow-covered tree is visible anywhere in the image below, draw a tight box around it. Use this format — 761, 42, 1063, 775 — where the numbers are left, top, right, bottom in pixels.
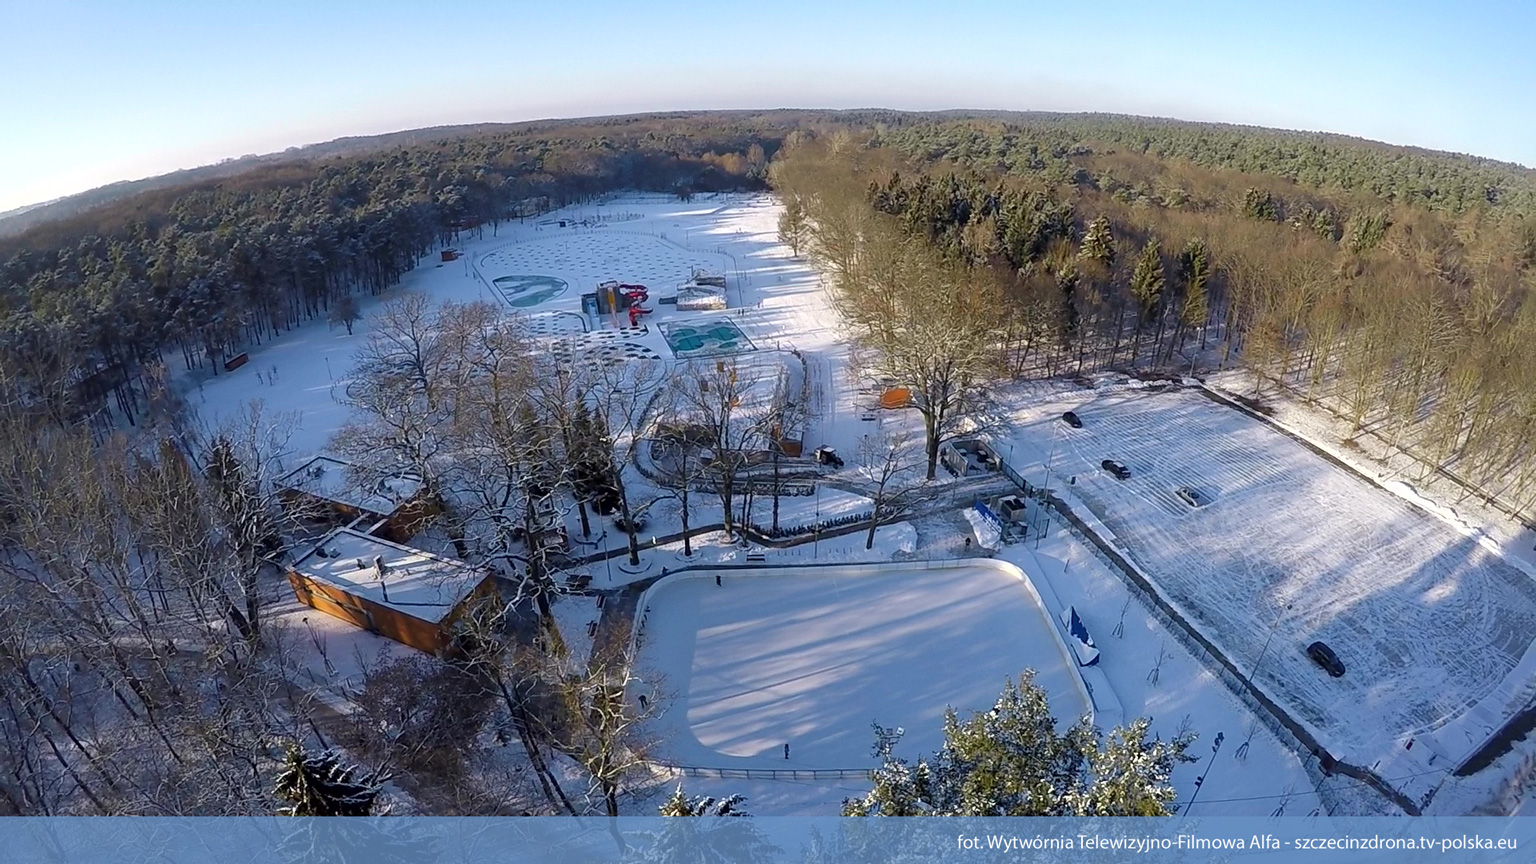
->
666, 358, 774, 539
637, 785, 779, 864
854, 430, 936, 549
558, 640, 661, 818
273, 743, 381, 817
658, 785, 750, 817
1078, 215, 1116, 269
578, 356, 669, 566
842, 672, 1194, 817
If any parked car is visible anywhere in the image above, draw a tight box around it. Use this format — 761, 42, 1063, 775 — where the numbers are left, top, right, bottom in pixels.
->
1306, 641, 1346, 677
1061, 411, 1084, 429
1175, 486, 1205, 507
1101, 459, 1131, 480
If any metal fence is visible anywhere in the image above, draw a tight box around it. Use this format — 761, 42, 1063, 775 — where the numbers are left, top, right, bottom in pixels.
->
653, 763, 875, 782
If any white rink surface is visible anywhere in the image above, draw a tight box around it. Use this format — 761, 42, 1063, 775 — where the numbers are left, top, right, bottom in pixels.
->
634, 563, 1091, 771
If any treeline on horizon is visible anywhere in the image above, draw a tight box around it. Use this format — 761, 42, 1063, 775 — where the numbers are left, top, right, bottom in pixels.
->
3, 109, 1535, 439
770, 124, 1536, 518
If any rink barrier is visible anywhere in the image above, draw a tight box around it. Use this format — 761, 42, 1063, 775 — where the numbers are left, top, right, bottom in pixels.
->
653, 764, 876, 781
1040, 489, 1423, 815
627, 559, 1097, 730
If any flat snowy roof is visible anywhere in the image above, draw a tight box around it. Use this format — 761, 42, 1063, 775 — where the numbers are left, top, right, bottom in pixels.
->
278, 455, 422, 516
290, 528, 487, 625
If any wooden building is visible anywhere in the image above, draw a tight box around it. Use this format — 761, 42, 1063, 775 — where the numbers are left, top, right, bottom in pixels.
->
287, 527, 496, 656
277, 455, 433, 542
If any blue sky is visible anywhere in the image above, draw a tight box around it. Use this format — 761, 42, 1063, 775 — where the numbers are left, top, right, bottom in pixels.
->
1, 0, 1532, 212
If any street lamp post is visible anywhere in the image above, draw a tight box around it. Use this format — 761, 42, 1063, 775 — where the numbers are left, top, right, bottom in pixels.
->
1183, 732, 1225, 818
1249, 603, 1292, 685
813, 482, 821, 559
1250, 630, 1277, 686
1035, 422, 1060, 547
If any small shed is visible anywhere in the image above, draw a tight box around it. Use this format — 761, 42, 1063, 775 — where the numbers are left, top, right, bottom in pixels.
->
287, 527, 496, 655
277, 455, 432, 542
879, 387, 913, 409
940, 438, 1002, 478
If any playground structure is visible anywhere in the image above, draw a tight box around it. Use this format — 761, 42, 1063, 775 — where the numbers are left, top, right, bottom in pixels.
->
587, 280, 655, 327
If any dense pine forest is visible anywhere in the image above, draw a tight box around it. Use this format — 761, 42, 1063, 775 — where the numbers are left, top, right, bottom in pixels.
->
769, 118, 1536, 520
4, 110, 1534, 430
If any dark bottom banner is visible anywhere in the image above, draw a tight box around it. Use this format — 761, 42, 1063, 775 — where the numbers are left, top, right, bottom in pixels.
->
1, 816, 1528, 864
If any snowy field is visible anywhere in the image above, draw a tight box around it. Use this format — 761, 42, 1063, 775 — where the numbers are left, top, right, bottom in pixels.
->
180, 193, 1359, 815
633, 562, 1091, 771
185, 193, 837, 458
997, 387, 1536, 772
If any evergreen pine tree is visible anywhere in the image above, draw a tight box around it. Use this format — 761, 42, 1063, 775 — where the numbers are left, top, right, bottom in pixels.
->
273, 743, 381, 817
1177, 239, 1210, 328
569, 400, 619, 515
1130, 238, 1166, 324
1130, 238, 1167, 360
658, 784, 750, 817
640, 785, 778, 864
1078, 216, 1115, 268
1241, 187, 1279, 221
776, 196, 809, 257
843, 672, 1195, 817
1174, 238, 1212, 359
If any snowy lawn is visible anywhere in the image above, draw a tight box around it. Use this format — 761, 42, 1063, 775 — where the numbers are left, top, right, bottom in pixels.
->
550, 594, 601, 667
633, 562, 1090, 772
998, 387, 1536, 772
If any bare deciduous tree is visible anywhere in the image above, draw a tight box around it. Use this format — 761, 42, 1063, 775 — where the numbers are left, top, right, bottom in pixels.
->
854, 430, 939, 550
665, 358, 774, 539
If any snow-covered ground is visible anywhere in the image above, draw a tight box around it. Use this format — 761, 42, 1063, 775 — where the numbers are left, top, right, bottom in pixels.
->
632, 561, 1091, 769
267, 596, 421, 711
991, 386, 1536, 799
551, 593, 602, 666
183, 191, 1536, 816
185, 193, 838, 458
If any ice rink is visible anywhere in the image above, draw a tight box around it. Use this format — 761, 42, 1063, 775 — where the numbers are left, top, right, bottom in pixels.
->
633, 562, 1092, 771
